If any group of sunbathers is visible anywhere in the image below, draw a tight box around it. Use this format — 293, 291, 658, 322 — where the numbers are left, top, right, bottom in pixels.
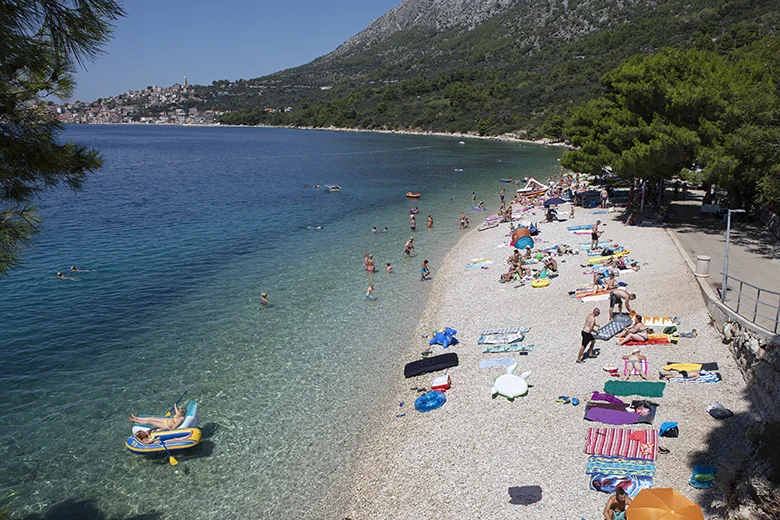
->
500, 248, 531, 283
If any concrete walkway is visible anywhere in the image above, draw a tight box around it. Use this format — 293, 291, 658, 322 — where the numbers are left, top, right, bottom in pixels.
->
666, 190, 780, 333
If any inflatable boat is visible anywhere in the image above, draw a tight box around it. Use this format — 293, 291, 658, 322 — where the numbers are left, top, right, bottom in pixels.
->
406, 192, 421, 198
126, 428, 202, 454
132, 401, 199, 435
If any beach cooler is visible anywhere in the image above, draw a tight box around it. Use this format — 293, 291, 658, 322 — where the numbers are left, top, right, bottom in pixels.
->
431, 374, 451, 392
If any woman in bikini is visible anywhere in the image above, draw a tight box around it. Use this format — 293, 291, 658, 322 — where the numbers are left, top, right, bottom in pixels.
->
129, 404, 186, 431
617, 315, 648, 346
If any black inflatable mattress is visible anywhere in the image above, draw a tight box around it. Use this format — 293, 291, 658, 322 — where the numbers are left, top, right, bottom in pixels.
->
404, 353, 459, 378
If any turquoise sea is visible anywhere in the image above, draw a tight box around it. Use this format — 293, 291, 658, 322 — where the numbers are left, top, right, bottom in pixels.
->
0, 126, 562, 519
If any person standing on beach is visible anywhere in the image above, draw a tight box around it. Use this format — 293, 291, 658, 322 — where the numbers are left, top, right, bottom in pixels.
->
500, 189, 505, 204
410, 214, 416, 231
577, 308, 600, 363
601, 188, 609, 208
404, 237, 415, 256
591, 220, 602, 250
420, 259, 430, 281
427, 215, 433, 228
609, 288, 636, 319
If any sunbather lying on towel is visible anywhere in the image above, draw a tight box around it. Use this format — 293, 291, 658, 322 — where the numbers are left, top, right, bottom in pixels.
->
617, 315, 648, 346
659, 368, 700, 380
621, 348, 648, 381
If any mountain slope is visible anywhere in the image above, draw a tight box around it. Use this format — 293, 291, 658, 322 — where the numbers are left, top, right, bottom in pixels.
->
202, 0, 780, 134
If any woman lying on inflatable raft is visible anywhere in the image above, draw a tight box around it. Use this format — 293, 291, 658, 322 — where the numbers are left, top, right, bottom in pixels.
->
126, 401, 202, 454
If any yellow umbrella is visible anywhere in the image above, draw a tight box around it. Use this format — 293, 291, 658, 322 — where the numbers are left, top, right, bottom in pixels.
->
627, 488, 704, 520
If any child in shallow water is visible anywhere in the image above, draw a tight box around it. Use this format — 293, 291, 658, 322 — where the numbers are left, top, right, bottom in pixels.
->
365, 283, 374, 299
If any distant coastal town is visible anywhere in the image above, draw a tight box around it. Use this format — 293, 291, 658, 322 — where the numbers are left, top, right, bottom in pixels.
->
54, 77, 226, 125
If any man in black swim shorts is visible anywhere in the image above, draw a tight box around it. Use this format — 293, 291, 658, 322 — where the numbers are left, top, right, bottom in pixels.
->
577, 308, 600, 363
590, 220, 602, 250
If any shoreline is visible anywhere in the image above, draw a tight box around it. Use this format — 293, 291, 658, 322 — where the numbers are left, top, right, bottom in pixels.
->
67, 121, 573, 148
344, 203, 752, 518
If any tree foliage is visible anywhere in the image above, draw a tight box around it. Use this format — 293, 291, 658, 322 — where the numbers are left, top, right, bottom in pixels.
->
560, 43, 780, 209
0, 0, 124, 276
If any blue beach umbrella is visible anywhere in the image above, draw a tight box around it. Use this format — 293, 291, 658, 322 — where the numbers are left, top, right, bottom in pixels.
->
544, 197, 567, 207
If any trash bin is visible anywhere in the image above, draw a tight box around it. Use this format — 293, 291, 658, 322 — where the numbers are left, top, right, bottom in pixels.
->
695, 255, 711, 277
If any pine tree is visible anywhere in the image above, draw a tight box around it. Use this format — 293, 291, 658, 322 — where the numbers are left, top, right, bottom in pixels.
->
0, 0, 124, 276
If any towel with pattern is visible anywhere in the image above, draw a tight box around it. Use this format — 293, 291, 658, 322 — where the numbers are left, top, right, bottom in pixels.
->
666, 370, 722, 383
478, 333, 525, 345
587, 455, 656, 476
482, 343, 534, 353
589, 473, 654, 497
584, 428, 658, 460
479, 327, 530, 335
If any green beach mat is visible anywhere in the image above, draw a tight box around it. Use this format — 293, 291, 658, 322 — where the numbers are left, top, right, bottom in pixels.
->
482, 344, 535, 353
604, 380, 666, 398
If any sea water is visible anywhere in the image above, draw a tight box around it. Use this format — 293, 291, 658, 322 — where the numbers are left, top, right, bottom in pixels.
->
0, 125, 562, 519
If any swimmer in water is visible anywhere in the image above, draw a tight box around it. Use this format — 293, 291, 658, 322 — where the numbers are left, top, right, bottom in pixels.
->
385, 263, 394, 271
404, 237, 415, 256
70, 266, 89, 272
427, 215, 433, 228
57, 272, 76, 280
382, 227, 388, 233
260, 292, 269, 305
365, 282, 374, 299
365, 254, 376, 272
371, 227, 377, 233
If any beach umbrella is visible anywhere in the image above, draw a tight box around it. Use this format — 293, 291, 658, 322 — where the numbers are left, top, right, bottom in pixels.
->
511, 227, 530, 246
627, 488, 704, 520
543, 197, 567, 207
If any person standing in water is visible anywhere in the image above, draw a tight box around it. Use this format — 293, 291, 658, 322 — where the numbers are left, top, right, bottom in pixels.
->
404, 237, 415, 256
427, 215, 433, 228
365, 283, 374, 299
500, 189, 505, 204
472, 192, 476, 201
260, 292, 269, 305
420, 259, 430, 281
410, 213, 416, 231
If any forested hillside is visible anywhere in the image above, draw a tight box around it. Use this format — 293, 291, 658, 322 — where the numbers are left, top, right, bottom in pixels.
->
208, 0, 780, 136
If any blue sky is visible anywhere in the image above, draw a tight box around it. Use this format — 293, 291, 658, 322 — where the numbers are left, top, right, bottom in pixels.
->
72, 0, 401, 102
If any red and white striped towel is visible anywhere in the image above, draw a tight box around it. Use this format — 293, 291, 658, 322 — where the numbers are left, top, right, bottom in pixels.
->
584, 428, 658, 460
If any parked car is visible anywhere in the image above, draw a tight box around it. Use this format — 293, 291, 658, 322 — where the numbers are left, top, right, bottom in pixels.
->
701, 194, 729, 216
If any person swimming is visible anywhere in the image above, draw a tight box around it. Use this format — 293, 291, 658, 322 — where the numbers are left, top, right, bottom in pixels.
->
385, 263, 394, 271
56, 272, 76, 280
70, 266, 89, 272
260, 292, 269, 305
372, 227, 377, 233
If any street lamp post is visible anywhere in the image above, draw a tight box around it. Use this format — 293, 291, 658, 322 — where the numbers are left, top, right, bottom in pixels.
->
722, 208, 746, 302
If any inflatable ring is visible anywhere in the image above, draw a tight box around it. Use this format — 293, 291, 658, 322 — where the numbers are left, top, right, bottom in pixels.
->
414, 391, 446, 412
531, 279, 550, 288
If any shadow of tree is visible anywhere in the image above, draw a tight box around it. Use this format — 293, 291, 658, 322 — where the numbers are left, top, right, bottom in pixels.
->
11, 498, 161, 520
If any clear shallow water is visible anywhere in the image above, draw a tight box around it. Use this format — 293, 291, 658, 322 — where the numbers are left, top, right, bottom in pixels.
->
0, 126, 562, 519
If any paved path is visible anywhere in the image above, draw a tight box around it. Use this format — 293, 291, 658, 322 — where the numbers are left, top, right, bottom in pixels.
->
666, 190, 780, 332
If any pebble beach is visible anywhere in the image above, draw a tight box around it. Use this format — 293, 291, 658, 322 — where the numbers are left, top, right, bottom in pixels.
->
345, 204, 754, 519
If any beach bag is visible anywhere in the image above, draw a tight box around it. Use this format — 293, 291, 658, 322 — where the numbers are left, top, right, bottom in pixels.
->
659, 421, 679, 438
663, 326, 678, 335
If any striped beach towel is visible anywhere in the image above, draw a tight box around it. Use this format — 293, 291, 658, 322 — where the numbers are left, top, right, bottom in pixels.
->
584, 428, 658, 460
623, 359, 648, 376
479, 327, 530, 335
666, 370, 722, 383
587, 455, 656, 476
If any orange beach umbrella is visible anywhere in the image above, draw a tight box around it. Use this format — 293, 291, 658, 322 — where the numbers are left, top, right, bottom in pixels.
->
627, 488, 704, 520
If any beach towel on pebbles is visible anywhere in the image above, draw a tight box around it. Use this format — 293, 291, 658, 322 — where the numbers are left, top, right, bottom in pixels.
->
584, 428, 658, 460
479, 327, 530, 335
589, 473, 653, 497
587, 456, 656, 476
478, 333, 525, 345
584, 401, 657, 425
665, 370, 722, 383
604, 380, 666, 398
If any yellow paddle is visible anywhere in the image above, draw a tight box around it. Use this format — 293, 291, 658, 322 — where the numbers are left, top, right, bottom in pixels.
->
165, 389, 188, 417
158, 438, 178, 466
